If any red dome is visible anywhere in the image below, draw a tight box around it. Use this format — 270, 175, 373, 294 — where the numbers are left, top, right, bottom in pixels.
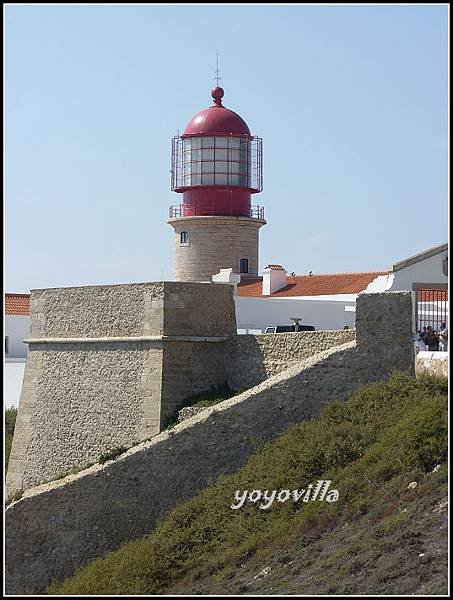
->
183, 87, 251, 137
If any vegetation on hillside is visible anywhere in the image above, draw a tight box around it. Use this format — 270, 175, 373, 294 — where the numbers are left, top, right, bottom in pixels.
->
47, 372, 448, 595
5, 407, 18, 470
167, 463, 447, 595
163, 384, 245, 429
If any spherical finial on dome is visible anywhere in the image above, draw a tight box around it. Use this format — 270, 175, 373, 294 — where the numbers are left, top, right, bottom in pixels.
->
211, 86, 224, 106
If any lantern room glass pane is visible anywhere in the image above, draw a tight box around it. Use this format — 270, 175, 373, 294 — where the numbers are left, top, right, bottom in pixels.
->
202, 148, 214, 160
216, 161, 228, 173
202, 137, 215, 148
215, 148, 228, 160
215, 136, 229, 148
191, 137, 201, 149
215, 173, 229, 185
202, 174, 215, 185
202, 161, 215, 174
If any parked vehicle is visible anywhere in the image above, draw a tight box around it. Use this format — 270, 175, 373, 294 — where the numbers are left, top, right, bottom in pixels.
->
264, 324, 315, 333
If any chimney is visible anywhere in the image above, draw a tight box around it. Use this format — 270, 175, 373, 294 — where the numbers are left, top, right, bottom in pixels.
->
262, 264, 287, 296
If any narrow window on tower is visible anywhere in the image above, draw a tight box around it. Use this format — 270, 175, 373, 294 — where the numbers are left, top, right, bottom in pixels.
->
180, 231, 189, 246
240, 258, 249, 274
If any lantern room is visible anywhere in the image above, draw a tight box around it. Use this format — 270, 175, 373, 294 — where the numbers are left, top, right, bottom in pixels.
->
170, 87, 263, 218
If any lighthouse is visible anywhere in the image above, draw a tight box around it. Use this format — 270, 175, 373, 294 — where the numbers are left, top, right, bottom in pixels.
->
168, 86, 265, 282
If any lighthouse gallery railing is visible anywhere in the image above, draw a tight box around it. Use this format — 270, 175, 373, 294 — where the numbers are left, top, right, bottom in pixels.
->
168, 204, 265, 220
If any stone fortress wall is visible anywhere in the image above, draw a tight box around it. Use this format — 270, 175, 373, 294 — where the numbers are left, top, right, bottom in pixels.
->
6, 290, 415, 594
226, 329, 355, 389
7, 281, 354, 496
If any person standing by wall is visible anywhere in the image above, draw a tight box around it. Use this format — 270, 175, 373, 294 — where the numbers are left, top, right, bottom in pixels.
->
439, 322, 448, 352
426, 326, 439, 351
418, 326, 428, 350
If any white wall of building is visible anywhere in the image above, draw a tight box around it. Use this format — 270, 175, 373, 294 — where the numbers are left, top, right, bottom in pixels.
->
4, 361, 26, 408
390, 249, 447, 291
235, 295, 356, 333
5, 315, 30, 359
362, 247, 448, 333
364, 248, 448, 294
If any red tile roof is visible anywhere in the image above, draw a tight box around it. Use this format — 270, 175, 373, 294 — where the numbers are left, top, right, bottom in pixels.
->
5, 293, 30, 316
418, 289, 448, 302
237, 272, 388, 297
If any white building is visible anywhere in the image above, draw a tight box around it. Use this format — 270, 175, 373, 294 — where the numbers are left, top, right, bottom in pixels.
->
213, 243, 448, 333
234, 267, 381, 332
5, 294, 29, 359
363, 243, 448, 332
364, 243, 447, 293
213, 266, 384, 332
5, 293, 30, 408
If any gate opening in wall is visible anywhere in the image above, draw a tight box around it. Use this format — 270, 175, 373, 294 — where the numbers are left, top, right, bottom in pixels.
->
416, 288, 448, 333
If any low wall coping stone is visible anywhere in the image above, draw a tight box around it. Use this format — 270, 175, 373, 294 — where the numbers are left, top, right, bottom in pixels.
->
417, 351, 448, 361
23, 335, 230, 344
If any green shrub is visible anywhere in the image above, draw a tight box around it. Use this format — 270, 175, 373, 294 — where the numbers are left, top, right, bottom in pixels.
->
162, 384, 245, 429
98, 447, 127, 464
52, 463, 97, 481
47, 372, 447, 595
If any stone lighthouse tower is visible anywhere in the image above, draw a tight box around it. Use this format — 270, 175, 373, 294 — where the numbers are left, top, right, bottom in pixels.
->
168, 86, 265, 282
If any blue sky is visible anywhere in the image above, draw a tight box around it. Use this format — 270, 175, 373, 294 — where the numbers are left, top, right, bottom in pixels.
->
5, 4, 448, 292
